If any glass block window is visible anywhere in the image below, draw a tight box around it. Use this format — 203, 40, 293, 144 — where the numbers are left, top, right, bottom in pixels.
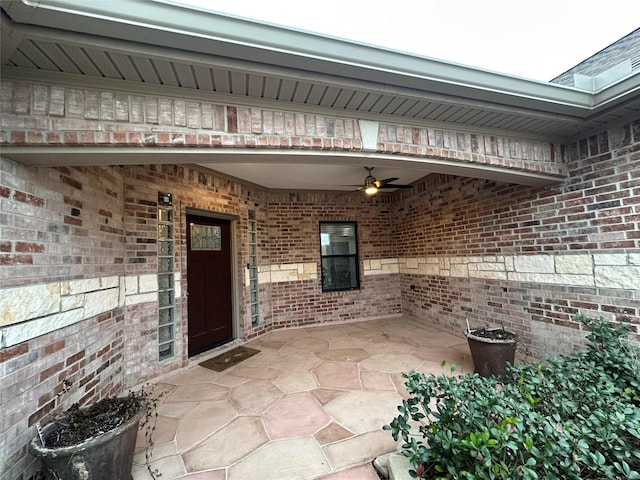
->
248, 210, 260, 327
158, 192, 175, 361
319, 221, 360, 292
190, 224, 222, 251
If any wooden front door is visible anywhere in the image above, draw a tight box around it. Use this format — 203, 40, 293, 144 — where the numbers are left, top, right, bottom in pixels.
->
186, 214, 233, 356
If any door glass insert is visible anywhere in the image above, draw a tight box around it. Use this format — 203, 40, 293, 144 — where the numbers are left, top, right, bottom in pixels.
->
190, 224, 222, 251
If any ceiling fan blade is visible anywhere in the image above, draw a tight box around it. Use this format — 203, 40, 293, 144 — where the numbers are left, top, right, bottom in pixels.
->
336, 185, 364, 198
374, 177, 399, 187
378, 183, 413, 189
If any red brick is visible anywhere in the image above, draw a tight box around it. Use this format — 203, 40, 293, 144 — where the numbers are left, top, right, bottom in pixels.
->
97, 344, 111, 357
113, 132, 127, 143
39, 361, 64, 382
63, 215, 82, 226
0, 254, 33, 265
13, 191, 45, 206
47, 132, 63, 143
15, 242, 45, 253
43, 340, 65, 356
0, 343, 29, 363
64, 195, 83, 208
11, 131, 25, 143
79, 371, 95, 388
65, 349, 85, 367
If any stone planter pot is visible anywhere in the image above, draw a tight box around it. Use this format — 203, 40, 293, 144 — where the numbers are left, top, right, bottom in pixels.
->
29, 397, 146, 480
466, 327, 517, 377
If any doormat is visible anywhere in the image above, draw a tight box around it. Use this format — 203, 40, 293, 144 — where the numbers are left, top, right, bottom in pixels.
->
199, 346, 260, 372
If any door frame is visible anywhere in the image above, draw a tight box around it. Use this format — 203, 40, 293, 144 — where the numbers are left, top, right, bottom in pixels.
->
184, 207, 240, 349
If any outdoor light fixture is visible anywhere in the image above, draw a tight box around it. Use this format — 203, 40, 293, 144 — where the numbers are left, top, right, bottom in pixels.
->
364, 174, 378, 195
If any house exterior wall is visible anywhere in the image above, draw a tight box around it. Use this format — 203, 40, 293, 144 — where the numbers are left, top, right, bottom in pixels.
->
0, 78, 638, 480
0, 160, 132, 479
0, 160, 401, 479
396, 119, 640, 359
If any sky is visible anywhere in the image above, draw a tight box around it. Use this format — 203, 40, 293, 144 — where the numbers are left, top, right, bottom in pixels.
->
173, 0, 639, 82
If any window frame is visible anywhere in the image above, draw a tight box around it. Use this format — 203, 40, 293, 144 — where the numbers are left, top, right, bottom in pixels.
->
319, 221, 361, 293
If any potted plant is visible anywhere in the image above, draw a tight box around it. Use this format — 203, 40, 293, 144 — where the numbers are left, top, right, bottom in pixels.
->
465, 322, 517, 377
384, 315, 640, 479
29, 391, 148, 480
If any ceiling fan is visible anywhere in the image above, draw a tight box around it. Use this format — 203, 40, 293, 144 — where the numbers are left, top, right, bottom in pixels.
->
343, 166, 413, 196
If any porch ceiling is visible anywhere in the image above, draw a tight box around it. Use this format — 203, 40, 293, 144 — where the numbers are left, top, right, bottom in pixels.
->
0, 147, 561, 188
1, 0, 639, 191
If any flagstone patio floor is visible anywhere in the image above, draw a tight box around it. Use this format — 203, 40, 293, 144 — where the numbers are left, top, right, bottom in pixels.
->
132, 316, 474, 480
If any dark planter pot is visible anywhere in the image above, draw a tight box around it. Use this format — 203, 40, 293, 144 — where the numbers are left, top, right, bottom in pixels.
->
29, 398, 146, 480
466, 328, 517, 377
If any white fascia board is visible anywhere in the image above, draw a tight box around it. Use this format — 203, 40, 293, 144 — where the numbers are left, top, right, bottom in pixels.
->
592, 71, 640, 109
3, 0, 600, 114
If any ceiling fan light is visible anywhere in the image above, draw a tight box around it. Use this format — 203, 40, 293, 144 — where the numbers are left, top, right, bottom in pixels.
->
365, 185, 378, 195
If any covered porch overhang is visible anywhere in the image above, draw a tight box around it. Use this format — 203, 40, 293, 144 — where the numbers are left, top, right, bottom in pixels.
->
0, 147, 565, 189
1, 0, 639, 194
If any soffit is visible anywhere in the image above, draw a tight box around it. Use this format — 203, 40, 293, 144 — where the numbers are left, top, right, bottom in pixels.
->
2, 1, 639, 143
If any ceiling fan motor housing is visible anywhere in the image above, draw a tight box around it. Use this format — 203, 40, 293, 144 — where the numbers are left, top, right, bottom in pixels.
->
364, 174, 377, 187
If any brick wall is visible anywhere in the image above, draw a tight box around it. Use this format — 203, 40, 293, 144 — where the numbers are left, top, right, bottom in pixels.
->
0, 159, 133, 480
0, 80, 564, 178
396, 118, 640, 358
376, 122, 564, 177
0, 159, 125, 286
0, 307, 125, 480
0, 158, 127, 478
264, 192, 402, 329
267, 192, 398, 262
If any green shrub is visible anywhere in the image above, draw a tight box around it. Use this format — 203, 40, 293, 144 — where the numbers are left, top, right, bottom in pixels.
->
384, 315, 640, 479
